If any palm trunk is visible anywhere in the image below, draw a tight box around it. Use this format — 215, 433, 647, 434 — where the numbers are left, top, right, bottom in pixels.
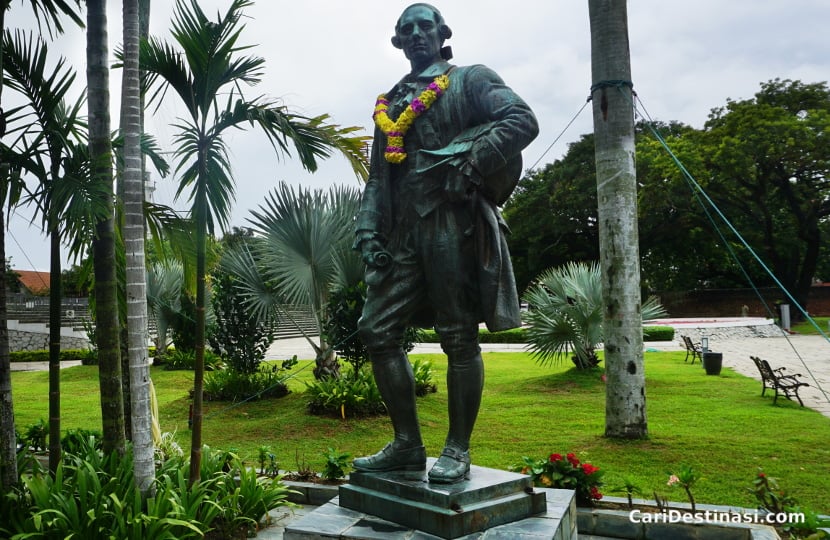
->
188, 181, 207, 486
88, 0, 126, 455
589, 0, 648, 438
47, 231, 62, 472
122, 0, 155, 495
0, 210, 17, 491
0, 0, 19, 493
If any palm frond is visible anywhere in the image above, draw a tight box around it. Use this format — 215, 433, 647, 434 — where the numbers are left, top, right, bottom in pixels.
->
219, 242, 282, 323
523, 261, 668, 369
23, 0, 85, 38
246, 183, 361, 319
2, 30, 77, 137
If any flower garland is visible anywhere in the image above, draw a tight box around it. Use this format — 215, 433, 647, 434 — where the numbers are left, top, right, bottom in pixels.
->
373, 74, 450, 163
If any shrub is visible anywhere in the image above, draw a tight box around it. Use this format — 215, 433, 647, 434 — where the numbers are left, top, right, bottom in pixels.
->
3, 440, 294, 539
420, 326, 673, 343
258, 445, 279, 477
208, 267, 275, 374
306, 366, 386, 418
643, 325, 674, 341
162, 348, 224, 371
512, 451, 604, 505
60, 428, 102, 455
323, 281, 421, 375
321, 448, 351, 482
23, 419, 48, 451
522, 262, 667, 369
412, 358, 438, 396
419, 327, 527, 343
9, 349, 92, 363
203, 358, 297, 401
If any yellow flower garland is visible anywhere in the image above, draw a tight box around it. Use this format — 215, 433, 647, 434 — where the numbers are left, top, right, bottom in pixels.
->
373, 74, 450, 163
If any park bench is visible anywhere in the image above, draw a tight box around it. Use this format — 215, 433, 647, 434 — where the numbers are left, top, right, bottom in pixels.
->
750, 356, 809, 406
680, 335, 702, 364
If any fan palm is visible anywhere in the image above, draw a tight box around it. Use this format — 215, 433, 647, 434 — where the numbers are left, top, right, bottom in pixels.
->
139, 0, 369, 481
225, 182, 364, 380
523, 261, 666, 370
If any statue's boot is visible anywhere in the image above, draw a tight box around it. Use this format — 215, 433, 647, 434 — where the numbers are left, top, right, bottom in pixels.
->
352, 442, 426, 472
428, 346, 483, 484
353, 350, 426, 472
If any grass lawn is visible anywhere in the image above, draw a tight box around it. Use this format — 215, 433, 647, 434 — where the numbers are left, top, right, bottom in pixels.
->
791, 316, 829, 335
11, 350, 830, 513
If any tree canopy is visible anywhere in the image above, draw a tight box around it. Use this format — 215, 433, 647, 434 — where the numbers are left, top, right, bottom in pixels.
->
506, 79, 830, 314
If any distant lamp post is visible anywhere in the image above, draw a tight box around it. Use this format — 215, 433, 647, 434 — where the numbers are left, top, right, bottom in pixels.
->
701, 336, 709, 354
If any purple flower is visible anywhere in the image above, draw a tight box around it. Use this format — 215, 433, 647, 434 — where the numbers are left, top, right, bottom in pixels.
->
411, 98, 426, 114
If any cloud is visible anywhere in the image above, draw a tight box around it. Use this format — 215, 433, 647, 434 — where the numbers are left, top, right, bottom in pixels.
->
5, 0, 829, 270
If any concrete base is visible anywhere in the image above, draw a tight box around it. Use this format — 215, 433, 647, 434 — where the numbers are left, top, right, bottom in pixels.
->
285, 460, 575, 539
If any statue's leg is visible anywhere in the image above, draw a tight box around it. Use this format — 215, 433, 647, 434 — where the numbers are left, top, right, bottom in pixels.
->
422, 205, 482, 483
353, 257, 427, 473
444, 338, 483, 453
351, 348, 426, 472
427, 332, 481, 483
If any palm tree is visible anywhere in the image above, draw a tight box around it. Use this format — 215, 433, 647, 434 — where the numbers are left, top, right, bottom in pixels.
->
225, 183, 364, 380
2, 29, 107, 473
139, 0, 368, 482
121, 0, 154, 495
589, 0, 648, 438
88, 0, 126, 456
146, 259, 184, 358
0, 0, 84, 493
522, 262, 666, 370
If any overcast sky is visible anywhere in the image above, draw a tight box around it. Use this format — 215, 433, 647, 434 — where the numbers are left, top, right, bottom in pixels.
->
6, 0, 829, 271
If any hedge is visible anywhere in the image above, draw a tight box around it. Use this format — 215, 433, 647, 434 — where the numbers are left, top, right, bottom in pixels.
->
420, 325, 674, 344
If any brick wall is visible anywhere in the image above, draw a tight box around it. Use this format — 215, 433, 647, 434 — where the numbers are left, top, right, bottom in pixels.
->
655, 285, 830, 318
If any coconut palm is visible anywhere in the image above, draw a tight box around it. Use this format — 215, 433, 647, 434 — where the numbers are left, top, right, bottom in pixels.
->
522, 261, 667, 370
224, 183, 364, 380
0, 0, 84, 492
139, 0, 368, 481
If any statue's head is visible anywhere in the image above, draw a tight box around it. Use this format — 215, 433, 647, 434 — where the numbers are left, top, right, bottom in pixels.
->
392, 3, 453, 71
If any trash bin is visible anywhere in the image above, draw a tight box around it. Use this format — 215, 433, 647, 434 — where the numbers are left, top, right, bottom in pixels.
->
703, 352, 722, 376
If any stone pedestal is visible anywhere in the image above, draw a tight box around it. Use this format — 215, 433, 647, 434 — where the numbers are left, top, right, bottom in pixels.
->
285, 458, 576, 539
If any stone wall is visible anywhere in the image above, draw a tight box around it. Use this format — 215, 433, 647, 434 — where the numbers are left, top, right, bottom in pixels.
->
8, 324, 90, 352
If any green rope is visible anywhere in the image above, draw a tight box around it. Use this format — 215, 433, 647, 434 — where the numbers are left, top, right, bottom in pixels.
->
590, 79, 634, 94
528, 99, 591, 171
634, 95, 830, 405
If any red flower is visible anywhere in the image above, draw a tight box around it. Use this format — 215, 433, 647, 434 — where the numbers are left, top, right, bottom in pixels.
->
590, 486, 603, 500
758, 472, 766, 478
582, 463, 599, 475
566, 453, 580, 466
549, 453, 563, 462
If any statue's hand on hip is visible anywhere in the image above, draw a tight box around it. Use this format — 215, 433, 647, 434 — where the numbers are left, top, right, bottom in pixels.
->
445, 160, 481, 203
445, 169, 473, 203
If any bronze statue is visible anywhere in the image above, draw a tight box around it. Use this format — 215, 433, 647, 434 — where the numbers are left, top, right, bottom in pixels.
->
353, 3, 538, 484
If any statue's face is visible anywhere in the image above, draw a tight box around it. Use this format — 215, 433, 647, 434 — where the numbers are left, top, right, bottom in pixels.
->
397, 5, 443, 72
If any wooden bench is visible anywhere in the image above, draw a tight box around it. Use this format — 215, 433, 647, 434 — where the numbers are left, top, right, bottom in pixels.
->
680, 335, 702, 364
750, 356, 809, 406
